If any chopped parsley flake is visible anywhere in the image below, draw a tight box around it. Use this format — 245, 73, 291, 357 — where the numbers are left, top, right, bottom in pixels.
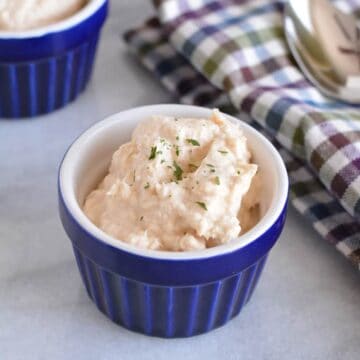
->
186, 139, 200, 146
196, 202, 208, 211
210, 169, 216, 173
237, 170, 241, 175
214, 176, 220, 185
173, 161, 183, 181
149, 146, 157, 160
175, 145, 180, 157
176, 136, 179, 140
161, 159, 165, 164
156, 150, 163, 155
206, 164, 215, 168
160, 139, 171, 148
144, 182, 150, 189
218, 150, 228, 155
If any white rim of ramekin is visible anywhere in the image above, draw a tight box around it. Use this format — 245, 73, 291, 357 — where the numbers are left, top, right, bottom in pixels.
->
59, 105, 289, 260
0, 0, 106, 39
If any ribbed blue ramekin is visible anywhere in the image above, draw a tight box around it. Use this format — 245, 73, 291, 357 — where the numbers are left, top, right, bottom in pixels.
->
72, 247, 268, 337
58, 105, 289, 338
0, 0, 108, 119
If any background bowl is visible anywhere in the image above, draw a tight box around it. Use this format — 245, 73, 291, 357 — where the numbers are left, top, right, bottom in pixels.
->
58, 104, 288, 337
0, 0, 108, 119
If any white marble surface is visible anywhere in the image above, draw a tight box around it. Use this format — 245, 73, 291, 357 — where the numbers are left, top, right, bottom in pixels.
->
0, 2, 359, 359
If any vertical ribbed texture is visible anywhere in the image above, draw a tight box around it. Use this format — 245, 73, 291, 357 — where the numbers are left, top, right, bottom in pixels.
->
73, 246, 268, 338
0, 33, 100, 119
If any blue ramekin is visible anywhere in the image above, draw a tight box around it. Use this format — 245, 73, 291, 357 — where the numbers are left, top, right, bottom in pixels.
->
58, 105, 289, 338
0, 0, 108, 119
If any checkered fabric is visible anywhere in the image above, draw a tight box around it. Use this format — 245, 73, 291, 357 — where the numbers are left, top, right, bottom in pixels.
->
123, 1, 360, 269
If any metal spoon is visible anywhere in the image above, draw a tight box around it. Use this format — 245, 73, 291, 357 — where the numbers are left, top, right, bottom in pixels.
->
284, 0, 360, 104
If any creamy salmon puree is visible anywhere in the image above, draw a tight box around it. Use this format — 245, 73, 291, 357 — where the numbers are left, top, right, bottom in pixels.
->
83, 110, 261, 251
0, 0, 87, 31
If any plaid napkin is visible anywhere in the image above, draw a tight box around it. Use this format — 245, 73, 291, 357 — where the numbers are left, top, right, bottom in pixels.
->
124, 0, 360, 269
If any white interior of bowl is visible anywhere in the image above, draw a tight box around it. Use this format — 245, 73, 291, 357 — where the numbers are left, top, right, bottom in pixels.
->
0, 0, 106, 39
59, 105, 288, 260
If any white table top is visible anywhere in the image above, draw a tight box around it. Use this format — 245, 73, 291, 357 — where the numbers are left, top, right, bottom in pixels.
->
1, 2, 359, 359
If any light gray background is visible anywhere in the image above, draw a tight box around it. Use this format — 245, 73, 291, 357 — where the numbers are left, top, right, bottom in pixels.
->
1, 2, 359, 359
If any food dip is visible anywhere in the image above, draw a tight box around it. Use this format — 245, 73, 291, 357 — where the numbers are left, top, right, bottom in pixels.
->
83, 110, 261, 251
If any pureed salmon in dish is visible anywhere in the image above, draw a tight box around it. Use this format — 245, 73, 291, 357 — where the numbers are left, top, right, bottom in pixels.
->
0, 0, 87, 31
83, 110, 261, 251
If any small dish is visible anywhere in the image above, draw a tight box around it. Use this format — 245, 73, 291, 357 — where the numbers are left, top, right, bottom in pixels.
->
58, 104, 288, 338
0, 0, 108, 119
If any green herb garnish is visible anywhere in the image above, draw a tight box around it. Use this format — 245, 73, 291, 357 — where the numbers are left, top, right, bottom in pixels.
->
196, 202, 208, 211
213, 176, 220, 185
161, 159, 165, 164
149, 146, 157, 160
144, 182, 150, 189
173, 161, 183, 181
175, 145, 180, 157
176, 136, 179, 141
218, 150, 228, 155
206, 164, 215, 168
186, 139, 200, 146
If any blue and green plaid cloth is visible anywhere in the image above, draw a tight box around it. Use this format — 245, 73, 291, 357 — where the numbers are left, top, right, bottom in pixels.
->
124, 0, 360, 269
